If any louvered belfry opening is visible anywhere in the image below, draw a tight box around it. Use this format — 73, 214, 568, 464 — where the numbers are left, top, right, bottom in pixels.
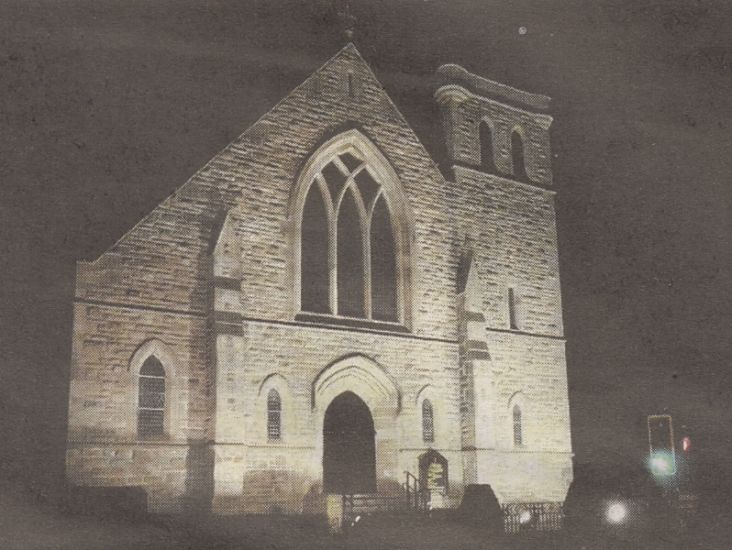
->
479, 120, 496, 172
511, 131, 528, 182
300, 151, 398, 322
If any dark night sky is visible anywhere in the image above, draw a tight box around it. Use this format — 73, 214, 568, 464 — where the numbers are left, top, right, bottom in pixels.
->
1, 0, 731, 494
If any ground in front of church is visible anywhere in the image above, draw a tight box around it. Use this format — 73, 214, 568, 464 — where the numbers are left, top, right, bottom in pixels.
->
0, 486, 720, 550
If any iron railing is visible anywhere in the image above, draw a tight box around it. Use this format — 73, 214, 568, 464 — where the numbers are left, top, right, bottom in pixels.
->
341, 470, 429, 527
403, 470, 430, 512
502, 502, 564, 533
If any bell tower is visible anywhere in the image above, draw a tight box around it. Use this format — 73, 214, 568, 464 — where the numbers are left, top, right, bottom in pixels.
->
435, 63, 553, 187
436, 64, 572, 502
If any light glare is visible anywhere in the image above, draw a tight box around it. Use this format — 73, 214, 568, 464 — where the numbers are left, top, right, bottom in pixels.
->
651, 455, 673, 475
606, 502, 627, 524
519, 509, 532, 524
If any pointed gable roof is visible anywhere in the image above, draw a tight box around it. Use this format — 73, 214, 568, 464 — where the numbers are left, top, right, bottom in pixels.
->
77, 43, 448, 314
85, 43, 440, 264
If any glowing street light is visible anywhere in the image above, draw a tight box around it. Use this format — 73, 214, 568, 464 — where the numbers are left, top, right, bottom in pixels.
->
605, 501, 628, 524
518, 509, 533, 525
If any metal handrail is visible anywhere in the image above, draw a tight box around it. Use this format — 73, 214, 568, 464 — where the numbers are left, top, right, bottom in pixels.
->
341, 471, 430, 527
403, 470, 429, 511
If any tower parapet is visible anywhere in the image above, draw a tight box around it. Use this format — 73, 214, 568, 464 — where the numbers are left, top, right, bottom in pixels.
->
435, 64, 553, 187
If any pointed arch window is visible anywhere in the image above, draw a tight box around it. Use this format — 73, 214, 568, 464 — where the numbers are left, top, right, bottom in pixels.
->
301, 183, 330, 313
299, 150, 399, 323
512, 404, 523, 447
267, 389, 282, 441
337, 187, 366, 317
422, 399, 435, 443
511, 130, 528, 182
479, 120, 496, 172
138, 356, 165, 437
370, 195, 398, 321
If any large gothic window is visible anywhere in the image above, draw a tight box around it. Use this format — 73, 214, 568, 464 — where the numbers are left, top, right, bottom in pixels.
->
137, 356, 165, 437
300, 150, 399, 323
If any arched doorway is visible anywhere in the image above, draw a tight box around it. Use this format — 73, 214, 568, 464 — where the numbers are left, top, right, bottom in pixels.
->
419, 449, 448, 492
323, 391, 376, 494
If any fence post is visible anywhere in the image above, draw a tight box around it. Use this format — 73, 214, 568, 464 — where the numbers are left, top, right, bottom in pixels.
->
405, 472, 411, 508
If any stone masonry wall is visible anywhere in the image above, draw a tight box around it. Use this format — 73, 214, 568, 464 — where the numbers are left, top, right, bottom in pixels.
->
67, 302, 210, 443
448, 166, 563, 337
212, 321, 461, 513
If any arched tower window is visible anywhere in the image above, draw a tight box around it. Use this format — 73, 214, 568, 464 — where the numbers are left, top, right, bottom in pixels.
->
267, 389, 282, 440
422, 399, 435, 443
479, 120, 496, 172
512, 404, 523, 447
511, 130, 528, 182
137, 356, 165, 437
298, 142, 404, 323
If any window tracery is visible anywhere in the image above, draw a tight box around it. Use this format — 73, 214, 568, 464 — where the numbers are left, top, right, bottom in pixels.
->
300, 150, 398, 322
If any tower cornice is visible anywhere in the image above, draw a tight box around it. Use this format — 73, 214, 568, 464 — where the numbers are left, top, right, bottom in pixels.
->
435, 84, 553, 129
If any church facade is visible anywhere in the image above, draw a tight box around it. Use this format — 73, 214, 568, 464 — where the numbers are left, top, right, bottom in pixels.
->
66, 44, 573, 515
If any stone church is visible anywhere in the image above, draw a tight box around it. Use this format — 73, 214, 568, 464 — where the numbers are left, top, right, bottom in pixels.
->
66, 44, 573, 516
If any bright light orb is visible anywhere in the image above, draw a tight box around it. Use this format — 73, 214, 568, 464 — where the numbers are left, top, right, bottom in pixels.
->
606, 502, 628, 524
651, 455, 672, 475
519, 509, 533, 525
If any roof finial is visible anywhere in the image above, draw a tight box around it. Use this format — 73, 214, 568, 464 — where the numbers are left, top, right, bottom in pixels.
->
337, 0, 356, 42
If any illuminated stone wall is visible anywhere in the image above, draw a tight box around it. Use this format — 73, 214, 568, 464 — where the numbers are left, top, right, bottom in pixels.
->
66, 44, 572, 513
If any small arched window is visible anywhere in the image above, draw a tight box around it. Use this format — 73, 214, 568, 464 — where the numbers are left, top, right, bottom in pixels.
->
479, 121, 496, 172
300, 150, 399, 322
138, 356, 165, 437
422, 399, 435, 443
511, 131, 528, 182
267, 389, 282, 440
512, 404, 523, 447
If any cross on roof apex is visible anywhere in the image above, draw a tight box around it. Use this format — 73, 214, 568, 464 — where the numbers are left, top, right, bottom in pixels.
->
337, 0, 356, 42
